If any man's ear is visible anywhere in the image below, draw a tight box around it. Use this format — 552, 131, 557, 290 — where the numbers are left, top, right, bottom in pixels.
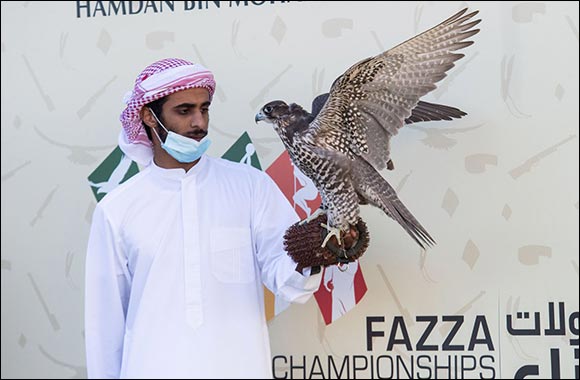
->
140, 107, 156, 128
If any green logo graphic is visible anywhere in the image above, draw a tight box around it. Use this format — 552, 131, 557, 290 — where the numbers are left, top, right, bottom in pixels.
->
88, 146, 140, 202
221, 131, 262, 170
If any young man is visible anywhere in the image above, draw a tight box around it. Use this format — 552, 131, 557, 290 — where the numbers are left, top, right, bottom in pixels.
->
84, 58, 323, 378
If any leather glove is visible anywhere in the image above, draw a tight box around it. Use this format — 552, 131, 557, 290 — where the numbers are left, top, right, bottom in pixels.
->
284, 213, 370, 273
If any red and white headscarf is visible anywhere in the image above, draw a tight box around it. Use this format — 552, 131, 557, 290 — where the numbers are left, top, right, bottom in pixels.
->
118, 58, 216, 165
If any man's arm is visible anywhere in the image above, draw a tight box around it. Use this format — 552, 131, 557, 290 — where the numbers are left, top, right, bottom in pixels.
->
85, 205, 130, 379
252, 173, 322, 303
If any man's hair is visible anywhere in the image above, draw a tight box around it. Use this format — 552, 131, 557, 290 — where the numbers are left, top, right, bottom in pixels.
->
142, 96, 169, 141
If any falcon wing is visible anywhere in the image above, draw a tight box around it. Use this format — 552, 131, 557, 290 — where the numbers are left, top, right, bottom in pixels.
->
312, 92, 466, 126
309, 8, 480, 170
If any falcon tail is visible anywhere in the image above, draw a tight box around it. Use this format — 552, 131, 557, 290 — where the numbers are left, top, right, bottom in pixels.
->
353, 159, 436, 250
378, 191, 436, 250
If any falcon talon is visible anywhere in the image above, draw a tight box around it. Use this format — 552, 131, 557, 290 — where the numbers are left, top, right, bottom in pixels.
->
320, 223, 341, 248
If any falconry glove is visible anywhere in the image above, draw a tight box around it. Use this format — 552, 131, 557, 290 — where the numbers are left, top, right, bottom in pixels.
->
284, 213, 370, 273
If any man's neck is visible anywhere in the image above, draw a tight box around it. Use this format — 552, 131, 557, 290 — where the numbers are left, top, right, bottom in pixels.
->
152, 146, 199, 172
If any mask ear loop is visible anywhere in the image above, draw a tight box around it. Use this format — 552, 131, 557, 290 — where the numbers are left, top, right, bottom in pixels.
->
147, 108, 167, 144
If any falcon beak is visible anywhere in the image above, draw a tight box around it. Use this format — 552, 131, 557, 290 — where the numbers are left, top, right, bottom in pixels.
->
255, 111, 266, 124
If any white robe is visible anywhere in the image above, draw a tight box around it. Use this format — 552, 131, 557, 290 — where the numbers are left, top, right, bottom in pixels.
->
85, 155, 322, 379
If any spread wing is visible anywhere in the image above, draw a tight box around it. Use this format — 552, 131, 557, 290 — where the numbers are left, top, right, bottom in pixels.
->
307, 8, 480, 171
311, 93, 466, 126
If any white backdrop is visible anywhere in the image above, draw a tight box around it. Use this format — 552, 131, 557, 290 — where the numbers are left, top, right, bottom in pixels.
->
1, 1, 578, 378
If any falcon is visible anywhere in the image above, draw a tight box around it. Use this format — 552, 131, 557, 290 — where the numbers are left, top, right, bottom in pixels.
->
255, 8, 480, 250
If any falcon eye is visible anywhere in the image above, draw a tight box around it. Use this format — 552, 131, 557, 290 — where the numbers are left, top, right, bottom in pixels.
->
264, 105, 273, 114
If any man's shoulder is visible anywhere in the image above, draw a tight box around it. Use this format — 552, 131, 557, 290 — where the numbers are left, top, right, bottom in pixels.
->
208, 156, 266, 178
97, 167, 150, 208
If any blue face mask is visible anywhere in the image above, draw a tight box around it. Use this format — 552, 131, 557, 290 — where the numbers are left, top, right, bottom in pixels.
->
148, 108, 211, 163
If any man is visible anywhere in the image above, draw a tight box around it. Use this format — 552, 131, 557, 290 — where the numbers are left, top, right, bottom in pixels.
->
84, 58, 323, 379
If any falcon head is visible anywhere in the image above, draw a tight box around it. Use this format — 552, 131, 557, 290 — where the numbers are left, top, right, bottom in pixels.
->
255, 100, 289, 124
256, 100, 313, 146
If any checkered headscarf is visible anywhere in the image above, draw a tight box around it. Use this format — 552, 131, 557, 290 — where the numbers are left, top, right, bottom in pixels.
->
120, 58, 216, 144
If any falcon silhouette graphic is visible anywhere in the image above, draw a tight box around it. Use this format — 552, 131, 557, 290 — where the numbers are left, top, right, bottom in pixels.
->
88, 154, 133, 195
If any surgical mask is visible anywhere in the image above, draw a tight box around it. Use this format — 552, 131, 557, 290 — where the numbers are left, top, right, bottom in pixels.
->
148, 108, 211, 163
